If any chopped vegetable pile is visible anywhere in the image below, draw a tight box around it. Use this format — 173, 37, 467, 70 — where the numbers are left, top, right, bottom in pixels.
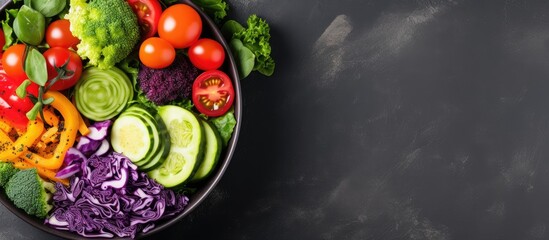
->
0, 0, 274, 238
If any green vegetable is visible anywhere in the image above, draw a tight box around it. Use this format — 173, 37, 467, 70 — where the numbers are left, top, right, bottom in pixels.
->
13, 5, 45, 45
5, 168, 55, 219
74, 66, 134, 121
210, 109, 236, 147
192, 0, 228, 23
1, 8, 18, 50
233, 15, 275, 76
230, 38, 255, 78
66, 0, 140, 69
26, 0, 66, 17
223, 15, 275, 77
0, 162, 19, 188
24, 47, 48, 86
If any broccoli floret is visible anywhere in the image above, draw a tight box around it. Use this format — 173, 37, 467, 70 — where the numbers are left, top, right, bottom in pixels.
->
67, 0, 140, 69
5, 168, 55, 219
0, 162, 19, 187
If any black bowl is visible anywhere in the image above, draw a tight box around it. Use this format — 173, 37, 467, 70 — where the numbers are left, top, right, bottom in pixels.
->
0, 0, 241, 239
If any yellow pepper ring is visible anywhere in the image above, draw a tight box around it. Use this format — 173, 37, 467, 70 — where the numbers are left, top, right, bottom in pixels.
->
22, 91, 80, 170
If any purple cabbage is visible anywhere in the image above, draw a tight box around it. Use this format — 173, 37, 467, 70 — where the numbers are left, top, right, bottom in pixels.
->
45, 152, 189, 238
57, 121, 113, 179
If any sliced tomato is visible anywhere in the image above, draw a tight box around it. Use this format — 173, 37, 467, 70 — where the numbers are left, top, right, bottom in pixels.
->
127, 0, 162, 39
192, 70, 235, 117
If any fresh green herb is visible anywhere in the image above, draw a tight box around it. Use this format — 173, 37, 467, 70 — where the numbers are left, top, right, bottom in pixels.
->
13, 5, 45, 46
26, 0, 66, 18
221, 20, 244, 39
24, 47, 48, 86
192, 0, 228, 23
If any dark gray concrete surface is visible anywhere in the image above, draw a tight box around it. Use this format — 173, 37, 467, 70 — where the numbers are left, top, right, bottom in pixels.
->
3, 0, 549, 239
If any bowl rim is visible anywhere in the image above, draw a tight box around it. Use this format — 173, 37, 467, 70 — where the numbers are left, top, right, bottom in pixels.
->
0, 0, 242, 239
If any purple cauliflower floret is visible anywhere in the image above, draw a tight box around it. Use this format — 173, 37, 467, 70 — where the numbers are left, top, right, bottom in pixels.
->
138, 54, 200, 105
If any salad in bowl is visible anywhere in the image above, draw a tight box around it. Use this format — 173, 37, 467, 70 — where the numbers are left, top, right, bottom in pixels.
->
0, 0, 263, 238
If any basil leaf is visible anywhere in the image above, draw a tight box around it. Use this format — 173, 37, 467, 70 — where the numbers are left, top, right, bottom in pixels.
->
230, 38, 255, 79
24, 47, 48, 86
13, 5, 45, 46
30, 0, 66, 17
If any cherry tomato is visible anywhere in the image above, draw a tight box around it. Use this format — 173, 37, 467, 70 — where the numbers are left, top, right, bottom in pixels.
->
45, 19, 80, 50
43, 47, 83, 91
192, 70, 235, 117
2, 44, 28, 82
139, 37, 175, 69
188, 38, 226, 71
127, 0, 162, 39
158, 4, 202, 49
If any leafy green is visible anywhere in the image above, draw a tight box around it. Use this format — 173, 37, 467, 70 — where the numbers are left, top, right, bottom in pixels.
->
24, 47, 48, 86
230, 38, 255, 78
223, 15, 275, 78
192, 0, 228, 23
13, 5, 45, 45
27, 0, 66, 17
233, 15, 275, 76
1, 8, 18, 50
210, 109, 236, 147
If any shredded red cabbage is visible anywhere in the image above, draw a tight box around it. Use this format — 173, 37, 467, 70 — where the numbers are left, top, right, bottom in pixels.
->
45, 151, 189, 238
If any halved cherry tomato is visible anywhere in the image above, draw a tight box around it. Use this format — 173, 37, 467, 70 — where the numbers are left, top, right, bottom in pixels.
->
43, 47, 83, 91
139, 37, 175, 69
192, 70, 235, 117
127, 0, 162, 39
158, 4, 202, 49
2, 44, 28, 82
45, 19, 80, 50
188, 38, 226, 71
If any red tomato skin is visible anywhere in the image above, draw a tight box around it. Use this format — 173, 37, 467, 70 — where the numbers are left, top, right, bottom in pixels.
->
45, 19, 80, 50
188, 38, 226, 71
158, 4, 202, 49
127, 0, 163, 39
139, 37, 176, 69
2, 44, 28, 82
0, 29, 5, 53
43, 47, 83, 91
192, 70, 235, 117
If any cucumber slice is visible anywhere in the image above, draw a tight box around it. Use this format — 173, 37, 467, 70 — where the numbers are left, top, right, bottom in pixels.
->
110, 115, 153, 163
191, 119, 222, 182
120, 105, 170, 170
148, 105, 204, 188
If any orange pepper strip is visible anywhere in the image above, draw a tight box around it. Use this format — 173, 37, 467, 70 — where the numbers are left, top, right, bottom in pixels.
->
78, 112, 90, 136
40, 108, 59, 127
11, 159, 69, 186
21, 91, 79, 170
0, 120, 44, 162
